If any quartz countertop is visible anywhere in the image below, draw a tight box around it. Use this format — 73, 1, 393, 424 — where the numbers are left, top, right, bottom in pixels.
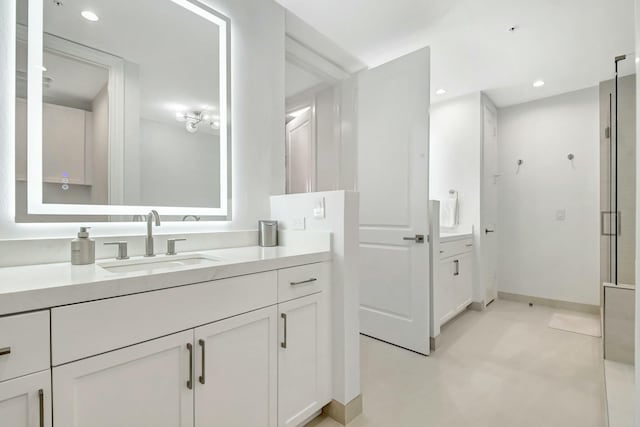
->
440, 230, 473, 243
0, 245, 331, 316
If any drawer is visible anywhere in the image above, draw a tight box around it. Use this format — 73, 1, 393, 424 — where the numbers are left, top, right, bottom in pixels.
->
278, 262, 328, 302
0, 311, 50, 381
439, 238, 473, 259
52, 271, 277, 365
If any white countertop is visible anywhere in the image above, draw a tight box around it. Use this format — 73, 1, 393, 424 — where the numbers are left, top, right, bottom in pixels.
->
440, 230, 473, 243
0, 245, 331, 316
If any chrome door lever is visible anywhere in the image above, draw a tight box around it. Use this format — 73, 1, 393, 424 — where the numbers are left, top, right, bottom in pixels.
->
403, 235, 425, 243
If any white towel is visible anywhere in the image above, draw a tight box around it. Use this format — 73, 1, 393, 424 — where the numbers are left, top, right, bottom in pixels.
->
440, 198, 459, 228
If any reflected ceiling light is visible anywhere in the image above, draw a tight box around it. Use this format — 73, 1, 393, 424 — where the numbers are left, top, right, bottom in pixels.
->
81, 11, 99, 22
436, 89, 446, 95
533, 80, 545, 88
40, 65, 47, 72
176, 110, 220, 133
287, 106, 310, 118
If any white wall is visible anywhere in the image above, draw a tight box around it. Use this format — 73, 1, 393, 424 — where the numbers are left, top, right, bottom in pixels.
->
430, 93, 481, 232
634, 0, 640, 422
0, 0, 285, 242
270, 191, 361, 406
497, 87, 600, 306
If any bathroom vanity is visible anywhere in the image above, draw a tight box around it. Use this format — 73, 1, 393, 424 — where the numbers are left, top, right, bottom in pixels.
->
0, 245, 332, 427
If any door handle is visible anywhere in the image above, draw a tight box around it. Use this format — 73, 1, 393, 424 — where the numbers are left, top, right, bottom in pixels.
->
485, 229, 495, 234
38, 389, 44, 427
198, 339, 205, 385
0, 347, 10, 356
281, 313, 287, 349
454, 259, 460, 276
403, 234, 425, 243
186, 343, 193, 390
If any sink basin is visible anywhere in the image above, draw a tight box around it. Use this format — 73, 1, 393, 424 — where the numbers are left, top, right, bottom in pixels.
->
99, 254, 224, 274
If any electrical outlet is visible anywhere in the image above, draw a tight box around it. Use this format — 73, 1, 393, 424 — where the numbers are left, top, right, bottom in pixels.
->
291, 217, 306, 230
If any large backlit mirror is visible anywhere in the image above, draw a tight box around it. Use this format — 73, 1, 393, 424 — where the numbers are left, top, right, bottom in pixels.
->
15, 0, 230, 221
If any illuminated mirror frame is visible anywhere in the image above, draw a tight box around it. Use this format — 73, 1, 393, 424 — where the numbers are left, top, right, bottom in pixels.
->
25, 0, 231, 218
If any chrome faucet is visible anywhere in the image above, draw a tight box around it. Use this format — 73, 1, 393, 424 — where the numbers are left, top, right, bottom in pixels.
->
145, 210, 161, 257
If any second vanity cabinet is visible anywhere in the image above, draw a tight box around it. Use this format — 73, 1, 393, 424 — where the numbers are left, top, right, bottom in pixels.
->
42, 261, 331, 427
437, 238, 474, 326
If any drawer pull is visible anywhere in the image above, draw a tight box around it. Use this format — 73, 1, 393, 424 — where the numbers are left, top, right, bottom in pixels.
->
0, 347, 10, 356
38, 389, 44, 427
290, 278, 317, 286
198, 339, 206, 385
281, 313, 287, 349
465, 244, 473, 247
186, 343, 193, 390
454, 260, 460, 276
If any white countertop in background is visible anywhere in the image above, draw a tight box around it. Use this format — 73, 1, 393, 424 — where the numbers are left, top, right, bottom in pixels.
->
440, 230, 473, 243
0, 245, 331, 316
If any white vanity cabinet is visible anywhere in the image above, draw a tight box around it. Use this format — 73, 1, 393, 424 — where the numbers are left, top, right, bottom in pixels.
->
437, 239, 474, 326
43, 261, 331, 427
0, 311, 52, 427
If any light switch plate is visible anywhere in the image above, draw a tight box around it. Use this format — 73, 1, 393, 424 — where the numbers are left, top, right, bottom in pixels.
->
313, 197, 325, 219
291, 217, 306, 230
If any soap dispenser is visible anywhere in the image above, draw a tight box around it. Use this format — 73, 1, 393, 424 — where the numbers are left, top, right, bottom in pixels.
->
71, 227, 95, 265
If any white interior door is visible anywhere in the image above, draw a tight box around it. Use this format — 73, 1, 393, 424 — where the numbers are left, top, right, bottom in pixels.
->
286, 107, 316, 194
357, 48, 431, 355
482, 104, 499, 304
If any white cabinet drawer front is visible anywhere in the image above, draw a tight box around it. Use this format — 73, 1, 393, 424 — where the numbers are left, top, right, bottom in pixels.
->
278, 262, 328, 302
53, 330, 193, 427
52, 271, 277, 365
439, 239, 473, 259
0, 311, 50, 382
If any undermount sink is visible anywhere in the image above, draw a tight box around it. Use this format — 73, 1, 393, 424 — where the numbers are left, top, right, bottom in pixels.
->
99, 254, 224, 274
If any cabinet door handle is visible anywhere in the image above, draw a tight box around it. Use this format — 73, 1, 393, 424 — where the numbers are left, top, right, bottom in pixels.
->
290, 278, 317, 286
281, 313, 287, 349
454, 260, 460, 276
38, 389, 44, 427
0, 346, 10, 356
186, 343, 193, 390
198, 339, 205, 385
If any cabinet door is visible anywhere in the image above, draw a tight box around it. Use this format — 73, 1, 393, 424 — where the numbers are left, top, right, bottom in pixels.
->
42, 103, 87, 184
195, 306, 278, 427
278, 293, 330, 427
0, 370, 51, 427
437, 258, 455, 325
53, 330, 194, 427
453, 252, 473, 311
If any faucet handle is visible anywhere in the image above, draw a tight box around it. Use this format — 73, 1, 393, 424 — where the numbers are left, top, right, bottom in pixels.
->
166, 238, 187, 256
104, 241, 129, 260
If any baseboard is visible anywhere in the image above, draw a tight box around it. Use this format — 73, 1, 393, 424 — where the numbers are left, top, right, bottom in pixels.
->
469, 301, 485, 312
322, 394, 363, 425
430, 335, 440, 351
498, 291, 599, 314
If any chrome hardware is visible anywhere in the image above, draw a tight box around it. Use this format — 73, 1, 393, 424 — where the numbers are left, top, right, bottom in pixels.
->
166, 238, 187, 256
290, 278, 317, 286
0, 347, 10, 356
104, 241, 129, 260
281, 313, 287, 349
182, 215, 201, 221
38, 389, 44, 427
454, 260, 460, 276
144, 210, 161, 257
198, 339, 205, 385
186, 343, 193, 390
403, 234, 425, 243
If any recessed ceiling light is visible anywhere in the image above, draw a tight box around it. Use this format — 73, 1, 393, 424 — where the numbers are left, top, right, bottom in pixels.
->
533, 80, 545, 88
81, 10, 99, 22
436, 89, 446, 95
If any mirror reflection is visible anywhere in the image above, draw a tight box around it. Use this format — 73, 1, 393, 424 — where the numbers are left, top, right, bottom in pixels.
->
16, 0, 228, 220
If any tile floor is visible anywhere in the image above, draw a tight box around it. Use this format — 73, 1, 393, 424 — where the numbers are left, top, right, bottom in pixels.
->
311, 299, 606, 427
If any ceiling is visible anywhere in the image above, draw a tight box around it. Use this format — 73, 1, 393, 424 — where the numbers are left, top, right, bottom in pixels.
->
276, 0, 636, 107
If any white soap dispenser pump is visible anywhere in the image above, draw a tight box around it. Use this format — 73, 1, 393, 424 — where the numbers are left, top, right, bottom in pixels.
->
71, 227, 95, 265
